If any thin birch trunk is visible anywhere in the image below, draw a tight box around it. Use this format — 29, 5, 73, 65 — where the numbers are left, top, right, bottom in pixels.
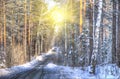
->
90, 0, 103, 74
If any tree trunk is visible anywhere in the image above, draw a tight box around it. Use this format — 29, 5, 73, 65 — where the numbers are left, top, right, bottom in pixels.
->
90, 0, 103, 74
0, 2, 1, 49
80, 0, 83, 34
112, 0, 117, 63
3, 1, 6, 50
116, 0, 120, 67
24, 0, 27, 62
28, 0, 32, 61
89, 0, 93, 65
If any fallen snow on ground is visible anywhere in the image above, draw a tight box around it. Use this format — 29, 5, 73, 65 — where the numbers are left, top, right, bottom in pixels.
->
1, 47, 119, 79
44, 63, 120, 79
0, 62, 120, 79
0, 53, 120, 79
1, 59, 120, 79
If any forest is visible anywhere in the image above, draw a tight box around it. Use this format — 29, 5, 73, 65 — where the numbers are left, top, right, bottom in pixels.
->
0, 0, 120, 79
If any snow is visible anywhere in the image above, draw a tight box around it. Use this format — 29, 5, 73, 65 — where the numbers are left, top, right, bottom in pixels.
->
46, 63, 57, 68
0, 52, 120, 79
44, 63, 120, 79
0, 61, 120, 79
36, 56, 44, 61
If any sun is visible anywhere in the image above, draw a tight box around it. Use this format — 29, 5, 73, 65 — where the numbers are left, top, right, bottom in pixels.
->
51, 8, 66, 23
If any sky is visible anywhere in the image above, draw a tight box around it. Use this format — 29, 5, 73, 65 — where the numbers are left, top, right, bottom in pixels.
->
45, 0, 56, 9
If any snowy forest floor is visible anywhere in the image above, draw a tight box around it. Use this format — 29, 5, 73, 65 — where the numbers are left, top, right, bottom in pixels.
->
0, 48, 120, 79
0, 63, 120, 79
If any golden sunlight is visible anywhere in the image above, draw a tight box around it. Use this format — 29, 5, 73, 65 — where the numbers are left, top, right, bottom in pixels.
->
51, 8, 66, 23
55, 25, 60, 33
51, 10, 65, 23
